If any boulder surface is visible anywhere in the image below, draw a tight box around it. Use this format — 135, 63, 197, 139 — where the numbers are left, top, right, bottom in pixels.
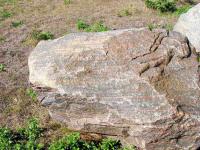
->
174, 3, 200, 52
29, 28, 200, 150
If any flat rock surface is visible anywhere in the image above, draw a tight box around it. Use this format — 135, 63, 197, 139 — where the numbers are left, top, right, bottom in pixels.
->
174, 3, 200, 52
29, 28, 200, 150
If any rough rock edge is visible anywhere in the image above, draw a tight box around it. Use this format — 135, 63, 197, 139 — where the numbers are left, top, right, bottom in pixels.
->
29, 28, 200, 149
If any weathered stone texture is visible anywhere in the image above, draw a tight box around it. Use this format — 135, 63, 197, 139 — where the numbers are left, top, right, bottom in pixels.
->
29, 28, 200, 149
174, 3, 200, 52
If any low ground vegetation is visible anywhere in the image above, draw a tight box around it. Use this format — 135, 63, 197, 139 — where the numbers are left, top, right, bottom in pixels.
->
0, 10, 12, 20
145, 0, 177, 12
26, 88, 37, 101
117, 6, 133, 17
0, 64, 5, 72
64, 0, 71, 5
11, 20, 23, 28
31, 31, 54, 41
22, 30, 54, 46
174, 4, 192, 15
0, 36, 5, 43
0, 118, 136, 150
148, 23, 173, 31
77, 20, 108, 32
145, 0, 192, 14
198, 56, 200, 62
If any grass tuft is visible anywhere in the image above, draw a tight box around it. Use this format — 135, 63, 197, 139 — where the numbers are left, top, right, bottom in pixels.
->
32, 31, 54, 41
77, 20, 108, 32
0, 36, 5, 43
174, 5, 192, 16
148, 23, 157, 31
145, 0, 176, 13
64, 0, 71, 5
197, 56, 200, 62
1, 10, 12, 19
77, 19, 90, 30
11, 20, 23, 27
0, 64, 6, 72
22, 30, 54, 46
26, 88, 37, 101
118, 8, 132, 17
147, 23, 173, 32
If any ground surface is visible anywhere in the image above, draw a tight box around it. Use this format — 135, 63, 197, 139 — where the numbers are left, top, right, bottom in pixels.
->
0, 0, 187, 142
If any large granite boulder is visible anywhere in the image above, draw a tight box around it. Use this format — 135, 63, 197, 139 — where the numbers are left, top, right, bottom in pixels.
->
28, 28, 200, 150
174, 3, 200, 52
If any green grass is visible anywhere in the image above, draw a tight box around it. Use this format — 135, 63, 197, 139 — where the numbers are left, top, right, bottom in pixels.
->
0, 118, 44, 150
0, 0, 17, 7
0, 10, 12, 20
77, 19, 90, 30
26, 88, 37, 101
0, 127, 13, 149
197, 56, 200, 62
0, 36, 5, 43
162, 23, 173, 31
0, 0, 19, 21
64, 0, 71, 5
36, 31, 54, 40
145, 0, 176, 13
32, 30, 54, 41
0, 64, 5, 72
118, 8, 132, 17
11, 20, 23, 27
0, 118, 136, 150
50, 133, 136, 150
77, 20, 108, 32
147, 23, 173, 32
145, 0, 193, 15
174, 5, 192, 16
147, 23, 157, 31
22, 30, 54, 46
88, 22, 109, 32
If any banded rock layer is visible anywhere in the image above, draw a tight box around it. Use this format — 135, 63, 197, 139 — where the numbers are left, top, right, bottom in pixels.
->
29, 28, 200, 150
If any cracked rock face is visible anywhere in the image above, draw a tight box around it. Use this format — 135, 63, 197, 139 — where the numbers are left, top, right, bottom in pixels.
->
29, 28, 200, 150
174, 3, 200, 52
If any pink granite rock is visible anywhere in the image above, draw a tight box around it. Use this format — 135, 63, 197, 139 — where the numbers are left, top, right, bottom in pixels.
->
29, 28, 200, 149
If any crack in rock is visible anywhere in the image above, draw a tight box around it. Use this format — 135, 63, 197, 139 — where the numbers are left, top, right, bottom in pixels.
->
28, 28, 200, 150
